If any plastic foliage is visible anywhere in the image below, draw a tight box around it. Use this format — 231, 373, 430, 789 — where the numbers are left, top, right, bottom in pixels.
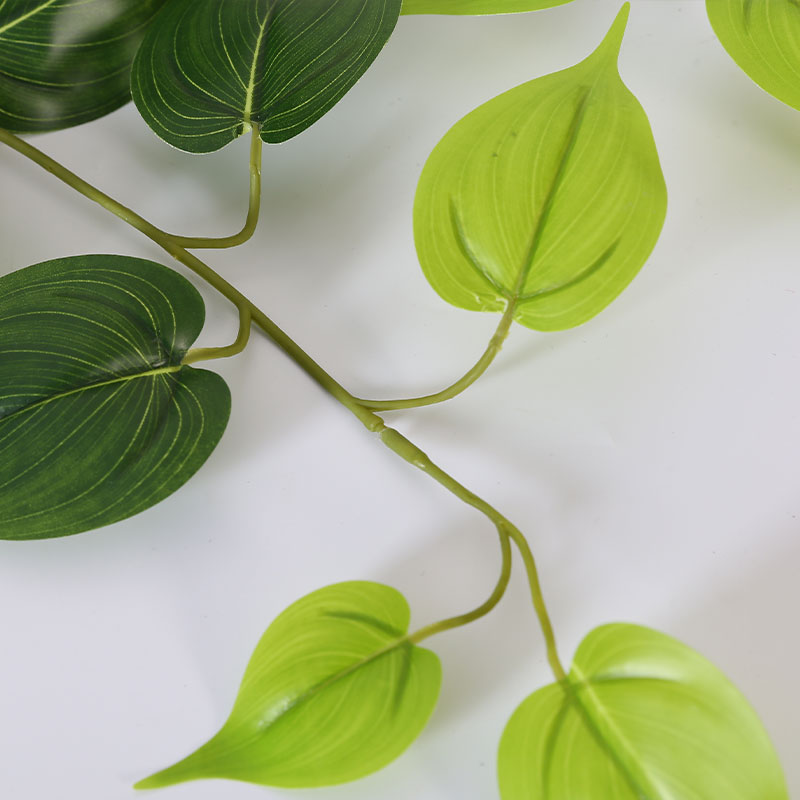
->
0, 1, 790, 798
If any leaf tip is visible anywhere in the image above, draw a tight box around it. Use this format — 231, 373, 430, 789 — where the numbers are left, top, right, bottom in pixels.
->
593, 3, 630, 65
133, 754, 199, 791
133, 769, 182, 791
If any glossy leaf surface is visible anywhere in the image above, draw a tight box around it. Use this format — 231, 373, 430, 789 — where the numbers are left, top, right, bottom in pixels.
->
137, 581, 441, 789
131, 0, 402, 153
0, 0, 167, 133
414, 4, 666, 331
498, 623, 788, 799
401, 0, 572, 14
0, 255, 230, 540
706, 0, 800, 110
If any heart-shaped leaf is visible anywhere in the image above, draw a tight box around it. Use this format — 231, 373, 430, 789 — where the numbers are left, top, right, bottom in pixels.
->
0, 0, 168, 133
131, 0, 402, 153
706, 0, 800, 111
401, 0, 573, 15
136, 581, 441, 789
498, 623, 788, 799
0, 254, 230, 540
413, 3, 666, 331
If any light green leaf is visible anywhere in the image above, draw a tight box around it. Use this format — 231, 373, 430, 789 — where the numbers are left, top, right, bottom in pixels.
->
401, 0, 573, 15
131, 0, 402, 153
413, 3, 666, 331
0, 0, 167, 133
706, 0, 800, 110
136, 581, 441, 789
0, 255, 230, 540
498, 623, 788, 799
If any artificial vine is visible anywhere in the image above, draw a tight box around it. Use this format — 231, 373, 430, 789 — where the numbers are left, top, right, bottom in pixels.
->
0, 0, 795, 798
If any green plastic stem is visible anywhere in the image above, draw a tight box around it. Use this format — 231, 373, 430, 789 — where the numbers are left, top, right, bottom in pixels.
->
382, 427, 565, 679
354, 301, 516, 410
183, 307, 253, 365
409, 526, 512, 644
0, 126, 565, 681
171, 127, 263, 250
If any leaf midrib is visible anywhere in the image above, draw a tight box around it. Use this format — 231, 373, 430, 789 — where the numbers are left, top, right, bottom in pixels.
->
274, 642, 407, 722
568, 665, 665, 799
244, 624, 415, 739
448, 84, 595, 308
511, 85, 592, 300
0, 364, 182, 425
243, 3, 276, 123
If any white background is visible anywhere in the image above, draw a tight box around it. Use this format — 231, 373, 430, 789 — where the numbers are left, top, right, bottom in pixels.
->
0, 0, 798, 797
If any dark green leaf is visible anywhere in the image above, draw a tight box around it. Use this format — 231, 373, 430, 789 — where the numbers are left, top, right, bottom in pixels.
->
401, 0, 573, 14
136, 581, 441, 789
498, 624, 788, 799
0, 254, 230, 540
413, 4, 667, 331
131, 0, 402, 153
0, 0, 168, 133
706, 0, 800, 110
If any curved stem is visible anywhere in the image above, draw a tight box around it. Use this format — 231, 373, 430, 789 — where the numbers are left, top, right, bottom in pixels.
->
508, 527, 567, 682
0, 127, 565, 681
380, 426, 566, 680
354, 301, 516, 411
409, 526, 512, 645
171, 126, 263, 250
182, 306, 252, 365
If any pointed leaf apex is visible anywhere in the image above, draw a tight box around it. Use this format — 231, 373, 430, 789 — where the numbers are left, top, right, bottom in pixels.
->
134, 748, 207, 791
133, 766, 184, 791
592, 3, 630, 66
135, 582, 440, 789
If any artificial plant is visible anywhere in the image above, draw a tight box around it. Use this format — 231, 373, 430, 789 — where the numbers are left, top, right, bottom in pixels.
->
0, 0, 795, 797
